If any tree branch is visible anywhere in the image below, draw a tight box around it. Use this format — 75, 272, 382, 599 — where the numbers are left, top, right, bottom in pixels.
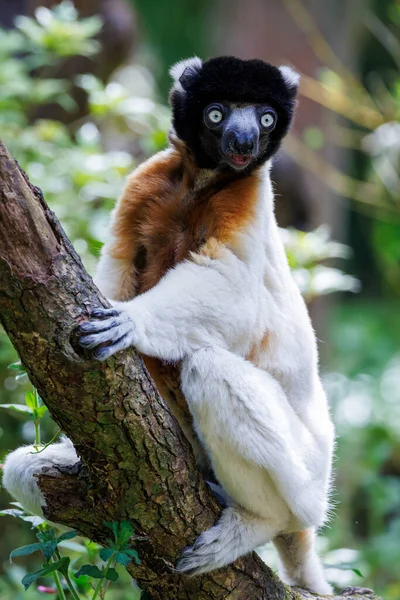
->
0, 139, 380, 600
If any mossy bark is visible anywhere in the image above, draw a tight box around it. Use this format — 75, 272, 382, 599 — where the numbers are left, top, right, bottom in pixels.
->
0, 140, 380, 600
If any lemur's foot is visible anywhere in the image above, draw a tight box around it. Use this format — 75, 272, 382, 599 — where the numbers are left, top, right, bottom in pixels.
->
78, 306, 136, 361
176, 507, 249, 575
176, 521, 228, 575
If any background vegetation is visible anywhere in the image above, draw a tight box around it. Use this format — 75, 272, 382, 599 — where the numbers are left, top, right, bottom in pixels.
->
0, 1, 399, 598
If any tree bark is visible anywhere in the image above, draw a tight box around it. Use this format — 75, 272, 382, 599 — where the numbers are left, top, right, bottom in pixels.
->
0, 139, 380, 600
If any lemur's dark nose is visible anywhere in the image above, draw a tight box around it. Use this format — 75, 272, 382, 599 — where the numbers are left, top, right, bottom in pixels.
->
231, 132, 257, 155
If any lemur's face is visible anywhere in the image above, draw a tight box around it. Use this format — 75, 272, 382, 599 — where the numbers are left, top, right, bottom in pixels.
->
201, 102, 278, 172
169, 56, 300, 173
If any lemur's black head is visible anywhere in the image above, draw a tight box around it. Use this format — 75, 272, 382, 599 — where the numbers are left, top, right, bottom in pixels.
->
169, 56, 299, 172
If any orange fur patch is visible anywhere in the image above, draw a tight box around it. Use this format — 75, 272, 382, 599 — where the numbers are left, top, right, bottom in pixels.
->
246, 332, 270, 365
109, 148, 260, 295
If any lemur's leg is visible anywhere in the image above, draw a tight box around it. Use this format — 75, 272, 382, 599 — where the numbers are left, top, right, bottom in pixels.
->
273, 530, 333, 595
175, 347, 332, 586
2, 438, 78, 516
176, 505, 278, 575
180, 346, 332, 530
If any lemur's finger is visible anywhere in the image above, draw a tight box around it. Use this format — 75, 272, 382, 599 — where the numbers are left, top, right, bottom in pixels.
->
90, 307, 120, 319
78, 318, 119, 334
79, 323, 129, 349
176, 547, 218, 576
93, 334, 132, 361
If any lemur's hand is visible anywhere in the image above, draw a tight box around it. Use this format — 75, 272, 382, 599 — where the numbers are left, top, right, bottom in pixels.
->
78, 305, 136, 361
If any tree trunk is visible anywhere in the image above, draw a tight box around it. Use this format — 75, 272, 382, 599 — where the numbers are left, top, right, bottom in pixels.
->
0, 139, 379, 600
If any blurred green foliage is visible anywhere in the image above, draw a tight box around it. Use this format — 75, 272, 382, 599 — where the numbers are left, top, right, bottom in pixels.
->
325, 301, 400, 599
131, 0, 211, 96
282, 0, 400, 301
0, 0, 169, 274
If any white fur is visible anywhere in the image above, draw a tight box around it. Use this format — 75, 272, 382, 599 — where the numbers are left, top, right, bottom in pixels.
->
2, 438, 78, 516
169, 56, 203, 92
2, 157, 334, 594
279, 65, 301, 89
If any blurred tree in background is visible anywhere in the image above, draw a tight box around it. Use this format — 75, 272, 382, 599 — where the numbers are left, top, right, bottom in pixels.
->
0, 1, 399, 599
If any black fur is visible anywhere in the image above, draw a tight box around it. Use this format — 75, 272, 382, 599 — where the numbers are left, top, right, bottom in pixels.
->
170, 56, 298, 171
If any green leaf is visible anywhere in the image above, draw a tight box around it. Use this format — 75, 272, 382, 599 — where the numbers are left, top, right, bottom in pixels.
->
22, 515, 46, 528
104, 567, 119, 582
99, 547, 114, 562
7, 361, 23, 370
0, 403, 33, 415
0, 508, 25, 518
116, 520, 134, 546
40, 541, 58, 561
0, 507, 44, 527
37, 528, 57, 544
34, 405, 48, 419
352, 568, 364, 577
57, 530, 77, 543
21, 557, 69, 590
114, 552, 132, 567
10, 542, 42, 559
123, 548, 141, 565
323, 562, 364, 577
15, 372, 28, 381
25, 391, 36, 409
104, 521, 119, 539
75, 564, 104, 579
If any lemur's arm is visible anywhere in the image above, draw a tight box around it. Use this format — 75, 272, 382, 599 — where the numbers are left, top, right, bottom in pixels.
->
80, 238, 259, 362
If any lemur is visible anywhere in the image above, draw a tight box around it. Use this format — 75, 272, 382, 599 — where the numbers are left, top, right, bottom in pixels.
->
3, 56, 334, 595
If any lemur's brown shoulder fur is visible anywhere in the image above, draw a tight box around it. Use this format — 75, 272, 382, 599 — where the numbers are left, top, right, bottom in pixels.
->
110, 145, 260, 296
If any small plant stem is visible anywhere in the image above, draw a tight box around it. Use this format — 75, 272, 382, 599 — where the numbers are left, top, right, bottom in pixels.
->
33, 388, 41, 446
50, 561, 67, 600
54, 549, 81, 600
34, 419, 41, 446
91, 553, 115, 600
30, 428, 61, 454
63, 570, 82, 600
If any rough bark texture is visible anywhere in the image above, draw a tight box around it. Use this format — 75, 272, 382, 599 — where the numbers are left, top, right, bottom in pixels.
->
0, 139, 380, 600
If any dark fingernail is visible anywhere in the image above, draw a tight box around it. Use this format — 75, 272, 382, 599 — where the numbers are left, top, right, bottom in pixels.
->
93, 347, 109, 361
91, 308, 118, 318
79, 336, 94, 348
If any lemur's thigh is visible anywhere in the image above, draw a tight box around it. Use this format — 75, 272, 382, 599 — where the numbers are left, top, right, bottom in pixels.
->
273, 530, 333, 595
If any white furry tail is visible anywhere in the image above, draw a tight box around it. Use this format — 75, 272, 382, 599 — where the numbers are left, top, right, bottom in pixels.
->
2, 438, 78, 516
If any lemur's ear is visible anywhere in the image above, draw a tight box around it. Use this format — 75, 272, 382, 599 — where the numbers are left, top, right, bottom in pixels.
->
170, 56, 203, 92
278, 65, 300, 98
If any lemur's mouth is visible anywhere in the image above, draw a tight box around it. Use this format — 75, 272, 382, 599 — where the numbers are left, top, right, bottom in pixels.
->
227, 154, 252, 169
